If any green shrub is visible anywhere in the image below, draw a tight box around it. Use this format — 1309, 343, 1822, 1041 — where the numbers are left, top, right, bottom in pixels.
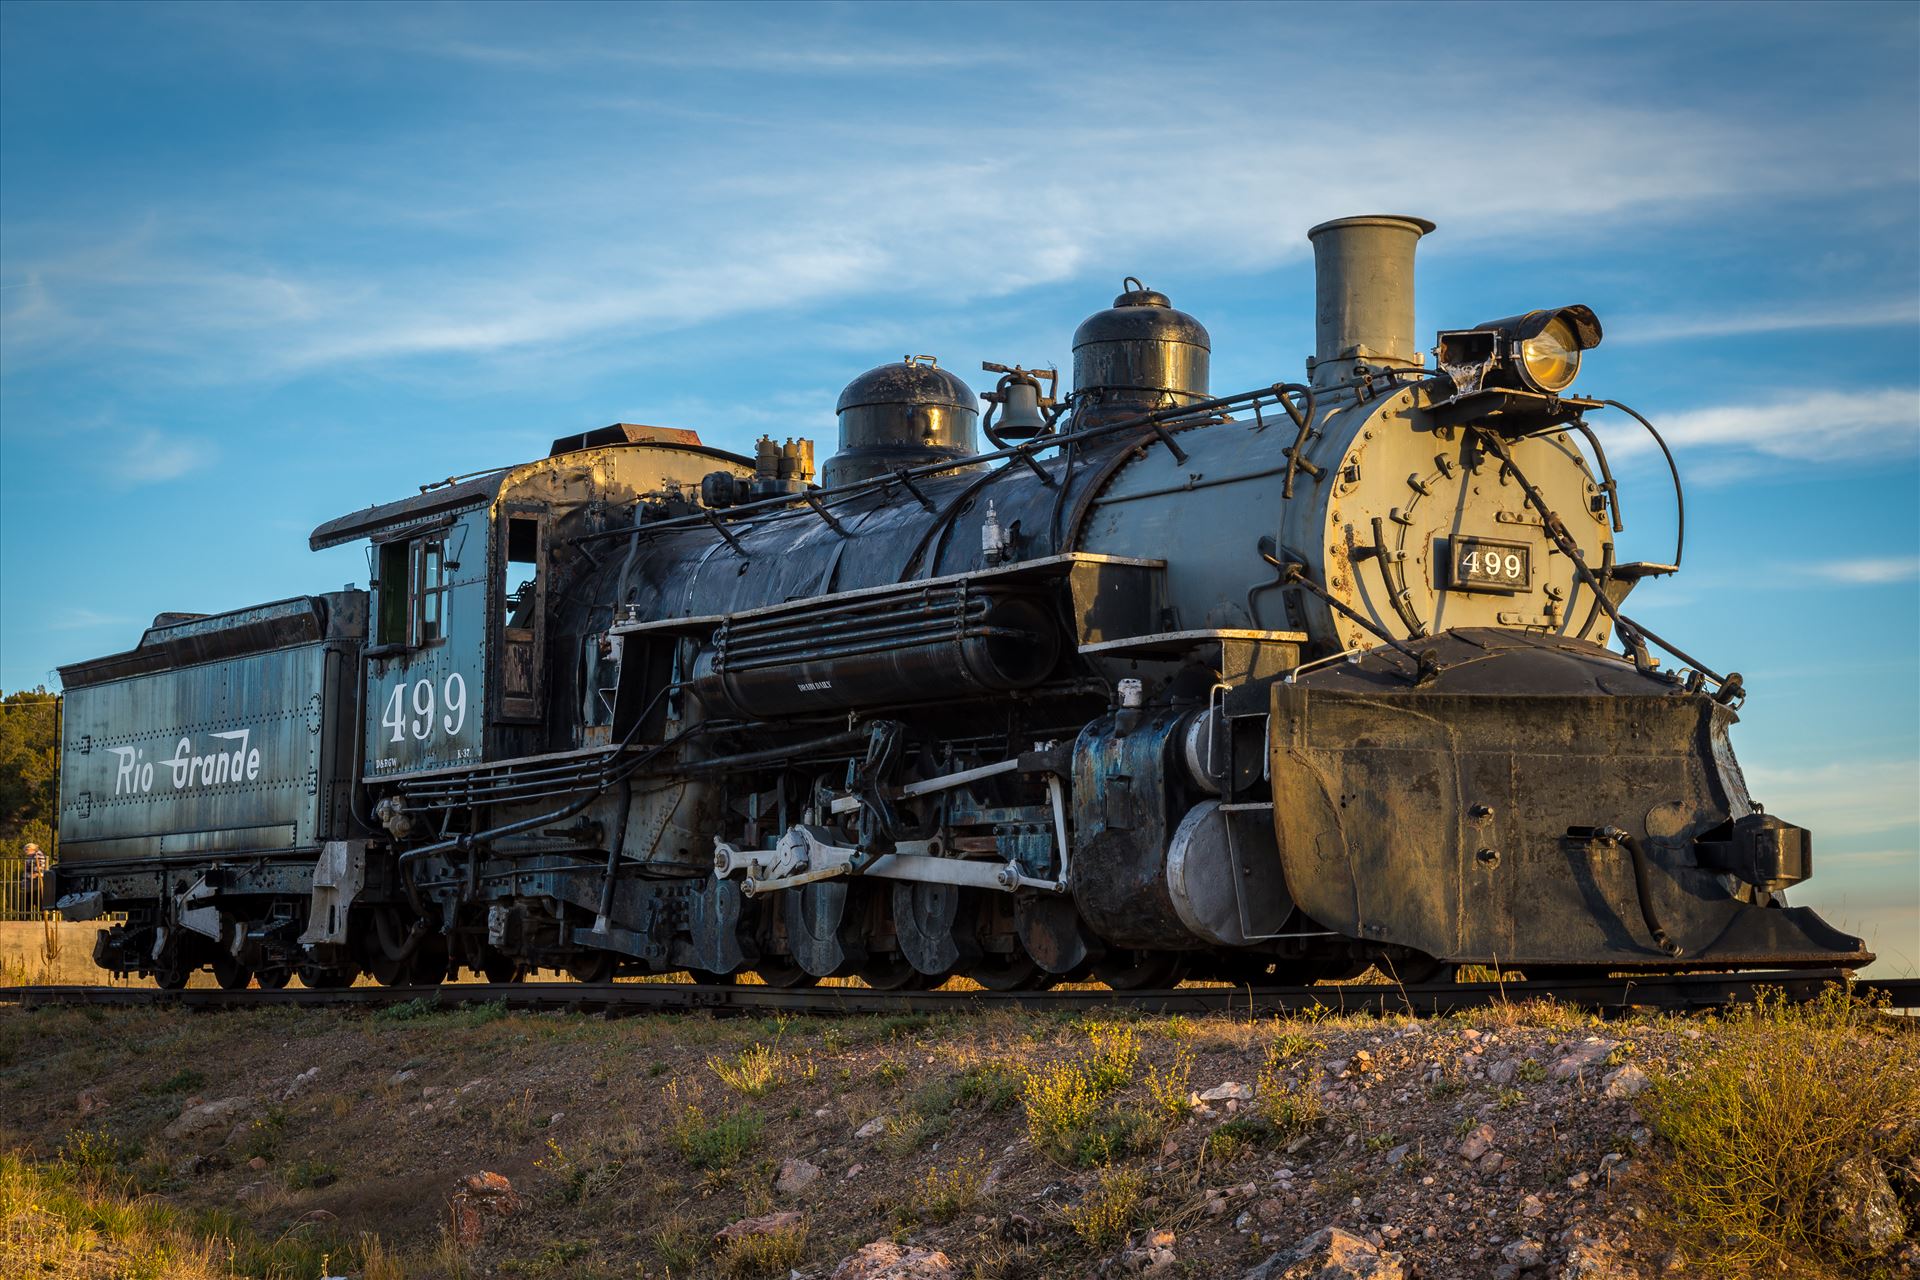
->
1062, 1166, 1145, 1249
671, 1104, 763, 1171
1205, 1117, 1267, 1162
141, 1068, 206, 1096
905, 1153, 985, 1224
1021, 1023, 1157, 1167
1256, 1049, 1325, 1142
1642, 985, 1920, 1275
282, 1158, 339, 1190
956, 1062, 1022, 1112
56, 1128, 129, 1176
1142, 1048, 1193, 1126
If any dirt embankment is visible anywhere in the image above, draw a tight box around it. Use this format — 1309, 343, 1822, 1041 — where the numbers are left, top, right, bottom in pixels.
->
1, 991, 1915, 1280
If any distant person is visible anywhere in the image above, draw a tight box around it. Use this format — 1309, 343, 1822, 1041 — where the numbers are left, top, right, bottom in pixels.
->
22, 843, 48, 916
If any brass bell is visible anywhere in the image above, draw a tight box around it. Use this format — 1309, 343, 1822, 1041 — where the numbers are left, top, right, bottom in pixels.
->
994, 377, 1050, 441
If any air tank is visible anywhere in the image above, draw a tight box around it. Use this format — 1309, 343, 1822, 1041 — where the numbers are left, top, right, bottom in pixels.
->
822, 357, 979, 487
1070, 280, 1210, 430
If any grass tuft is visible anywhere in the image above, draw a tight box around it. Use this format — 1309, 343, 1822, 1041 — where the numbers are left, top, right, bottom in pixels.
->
668, 1093, 764, 1172
1256, 1048, 1325, 1142
713, 1217, 807, 1279
956, 1061, 1023, 1112
0, 1149, 371, 1279
709, 1043, 785, 1097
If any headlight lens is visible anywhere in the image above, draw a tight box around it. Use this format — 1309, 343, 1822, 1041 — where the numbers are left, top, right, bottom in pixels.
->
1517, 315, 1582, 392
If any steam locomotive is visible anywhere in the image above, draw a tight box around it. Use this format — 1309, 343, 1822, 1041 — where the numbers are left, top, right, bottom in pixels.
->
53, 214, 1870, 990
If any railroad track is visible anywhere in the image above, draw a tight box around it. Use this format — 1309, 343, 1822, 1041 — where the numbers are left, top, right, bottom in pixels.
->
1, 970, 1913, 1018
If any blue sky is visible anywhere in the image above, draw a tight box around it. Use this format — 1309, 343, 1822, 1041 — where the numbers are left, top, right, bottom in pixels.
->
2, 1, 1915, 972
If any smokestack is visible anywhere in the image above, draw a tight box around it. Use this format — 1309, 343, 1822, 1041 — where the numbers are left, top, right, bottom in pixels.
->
1306, 215, 1436, 388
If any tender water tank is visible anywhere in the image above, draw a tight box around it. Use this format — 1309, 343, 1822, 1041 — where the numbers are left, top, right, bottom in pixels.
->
1070, 280, 1211, 430
822, 357, 980, 487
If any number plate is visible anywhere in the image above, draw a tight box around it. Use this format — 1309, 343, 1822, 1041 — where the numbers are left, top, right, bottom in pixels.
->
1450, 537, 1532, 594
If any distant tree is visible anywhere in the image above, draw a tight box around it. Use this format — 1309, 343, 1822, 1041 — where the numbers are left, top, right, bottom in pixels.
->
0, 689, 60, 858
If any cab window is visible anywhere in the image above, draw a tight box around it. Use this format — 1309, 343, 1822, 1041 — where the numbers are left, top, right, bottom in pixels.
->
374, 533, 451, 648
414, 537, 448, 644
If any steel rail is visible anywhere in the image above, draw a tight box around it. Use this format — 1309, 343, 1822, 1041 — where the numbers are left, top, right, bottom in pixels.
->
1, 971, 1911, 1019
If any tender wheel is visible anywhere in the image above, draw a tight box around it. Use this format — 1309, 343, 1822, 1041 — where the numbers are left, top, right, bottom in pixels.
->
1095, 950, 1188, 991
211, 953, 253, 991
368, 952, 411, 987
297, 963, 360, 990
408, 936, 451, 986
480, 953, 523, 984
369, 911, 447, 986
753, 958, 819, 989
255, 965, 292, 990
566, 951, 616, 983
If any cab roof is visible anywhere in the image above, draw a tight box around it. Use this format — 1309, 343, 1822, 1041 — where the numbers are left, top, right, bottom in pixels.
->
307, 424, 747, 551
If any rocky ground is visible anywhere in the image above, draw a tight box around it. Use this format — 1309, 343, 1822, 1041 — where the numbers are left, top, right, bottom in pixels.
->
0, 989, 1914, 1279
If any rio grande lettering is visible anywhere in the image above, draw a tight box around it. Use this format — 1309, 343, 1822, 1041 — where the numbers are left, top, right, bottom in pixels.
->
108, 729, 262, 796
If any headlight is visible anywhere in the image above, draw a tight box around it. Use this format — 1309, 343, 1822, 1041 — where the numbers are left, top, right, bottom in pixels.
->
1434, 305, 1603, 397
1517, 312, 1585, 392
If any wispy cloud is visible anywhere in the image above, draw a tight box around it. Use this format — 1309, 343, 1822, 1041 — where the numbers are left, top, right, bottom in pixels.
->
4, 7, 1913, 387
100, 428, 216, 486
1611, 297, 1920, 343
1742, 759, 1920, 840
46, 607, 137, 632
1785, 556, 1920, 585
1595, 388, 1920, 475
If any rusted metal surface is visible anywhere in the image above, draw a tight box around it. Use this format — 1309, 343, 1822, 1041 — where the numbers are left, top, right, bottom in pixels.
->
1267, 631, 1868, 970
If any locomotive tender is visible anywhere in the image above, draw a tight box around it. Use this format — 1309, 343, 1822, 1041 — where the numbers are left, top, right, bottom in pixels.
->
54, 215, 1871, 990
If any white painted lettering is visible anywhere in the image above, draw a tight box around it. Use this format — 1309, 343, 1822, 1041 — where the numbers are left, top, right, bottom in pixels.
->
110, 746, 139, 795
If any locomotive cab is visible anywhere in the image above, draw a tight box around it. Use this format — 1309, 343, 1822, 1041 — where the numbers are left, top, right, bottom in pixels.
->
308, 425, 758, 777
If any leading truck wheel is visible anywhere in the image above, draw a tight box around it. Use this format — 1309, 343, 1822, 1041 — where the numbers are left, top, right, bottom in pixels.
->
1382, 954, 1454, 986
1096, 950, 1188, 991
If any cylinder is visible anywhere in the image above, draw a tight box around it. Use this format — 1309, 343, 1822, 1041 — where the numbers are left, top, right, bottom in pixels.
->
1307, 215, 1436, 387
1071, 282, 1210, 430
